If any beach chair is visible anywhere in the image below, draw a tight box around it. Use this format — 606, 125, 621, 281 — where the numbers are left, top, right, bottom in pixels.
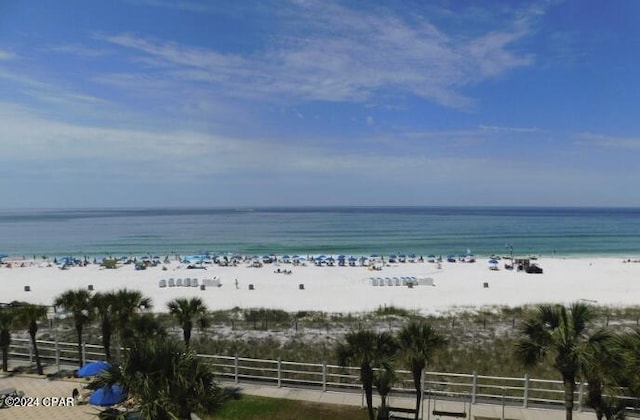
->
401, 277, 408, 286
384, 277, 391, 286
159, 279, 167, 288
191, 278, 199, 287
393, 277, 400, 286
168, 278, 175, 287
370, 277, 377, 286
183, 277, 191, 287
376, 277, 384, 286
176, 278, 182, 287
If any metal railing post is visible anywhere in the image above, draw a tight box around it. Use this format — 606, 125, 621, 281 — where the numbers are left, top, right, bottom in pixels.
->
234, 353, 239, 384
577, 381, 585, 412
277, 357, 282, 387
55, 336, 60, 372
523, 374, 529, 408
322, 361, 327, 392
471, 371, 477, 404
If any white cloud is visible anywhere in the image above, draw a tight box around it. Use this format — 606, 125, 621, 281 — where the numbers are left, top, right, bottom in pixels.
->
94, 1, 540, 109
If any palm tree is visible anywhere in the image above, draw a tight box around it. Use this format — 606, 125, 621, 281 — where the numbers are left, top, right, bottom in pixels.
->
122, 313, 166, 344
112, 289, 152, 358
515, 303, 609, 420
14, 304, 48, 375
0, 308, 14, 372
576, 330, 627, 420
92, 292, 118, 362
114, 288, 152, 334
167, 297, 208, 347
54, 288, 93, 368
98, 337, 228, 419
397, 320, 446, 420
336, 329, 397, 420
373, 360, 396, 420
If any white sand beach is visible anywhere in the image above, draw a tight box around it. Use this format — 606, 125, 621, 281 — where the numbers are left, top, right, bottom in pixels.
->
1, 257, 640, 314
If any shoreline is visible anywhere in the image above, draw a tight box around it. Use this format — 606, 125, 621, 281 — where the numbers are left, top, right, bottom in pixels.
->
2, 255, 640, 314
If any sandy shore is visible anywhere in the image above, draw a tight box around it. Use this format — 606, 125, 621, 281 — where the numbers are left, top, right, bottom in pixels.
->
1, 257, 639, 314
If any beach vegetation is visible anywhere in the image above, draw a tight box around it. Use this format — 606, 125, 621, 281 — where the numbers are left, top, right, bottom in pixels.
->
0, 308, 14, 372
13, 303, 48, 375
336, 329, 397, 420
243, 308, 290, 330
582, 332, 626, 420
397, 320, 447, 420
54, 288, 93, 368
374, 305, 413, 318
515, 303, 612, 420
122, 312, 167, 344
92, 291, 118, 363
168, 297, 208, 348
113, 288, 153, 355
98, 337, 229, 420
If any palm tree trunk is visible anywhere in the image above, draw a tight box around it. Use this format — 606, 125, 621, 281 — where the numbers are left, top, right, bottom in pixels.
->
183, 324, 191, 347
362, 363, 375, 420
102, 323, 112, 362
412, 368, 422, 420
378, 394, 389, 420
563, 375, 575, 420
76, 324, 84, 368
30, 332, 43, 375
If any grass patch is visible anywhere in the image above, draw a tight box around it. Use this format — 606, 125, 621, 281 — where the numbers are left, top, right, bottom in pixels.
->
206, 395, 368, 420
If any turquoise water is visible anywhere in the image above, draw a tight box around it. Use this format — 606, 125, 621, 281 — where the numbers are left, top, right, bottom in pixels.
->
0, 207, 639, 258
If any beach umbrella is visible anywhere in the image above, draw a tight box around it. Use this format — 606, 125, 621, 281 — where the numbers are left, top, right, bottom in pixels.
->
89, 384, 125, 407
489, 259, 499, 264
78, 361, 111, 377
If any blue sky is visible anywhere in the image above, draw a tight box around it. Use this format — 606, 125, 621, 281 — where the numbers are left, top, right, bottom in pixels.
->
1, 0, 639, 208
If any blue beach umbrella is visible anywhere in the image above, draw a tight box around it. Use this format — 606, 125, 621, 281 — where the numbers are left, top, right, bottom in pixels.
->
489, 259, 499, 264
78, 361, 111, 377
89, 384, 125, 406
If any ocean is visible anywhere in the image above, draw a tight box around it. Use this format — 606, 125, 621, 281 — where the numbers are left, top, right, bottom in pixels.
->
0, 207, 639, 258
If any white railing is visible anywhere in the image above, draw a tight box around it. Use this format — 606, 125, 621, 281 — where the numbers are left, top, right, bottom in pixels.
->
7, 338, 639, 414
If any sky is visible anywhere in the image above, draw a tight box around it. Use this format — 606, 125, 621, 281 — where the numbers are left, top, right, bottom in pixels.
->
1, 0, 639, 208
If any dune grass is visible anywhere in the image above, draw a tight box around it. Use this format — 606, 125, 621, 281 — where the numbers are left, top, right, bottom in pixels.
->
205, 395, 368, 420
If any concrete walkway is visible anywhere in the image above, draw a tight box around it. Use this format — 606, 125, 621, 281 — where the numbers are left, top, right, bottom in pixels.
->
0, 373, 100, 420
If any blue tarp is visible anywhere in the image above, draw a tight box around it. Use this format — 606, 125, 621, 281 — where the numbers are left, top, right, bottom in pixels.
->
89, 384, 125, 406
78, 361, 110, 377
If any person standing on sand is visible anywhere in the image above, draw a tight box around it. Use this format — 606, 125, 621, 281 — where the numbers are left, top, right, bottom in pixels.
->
235, 278, 239, 289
